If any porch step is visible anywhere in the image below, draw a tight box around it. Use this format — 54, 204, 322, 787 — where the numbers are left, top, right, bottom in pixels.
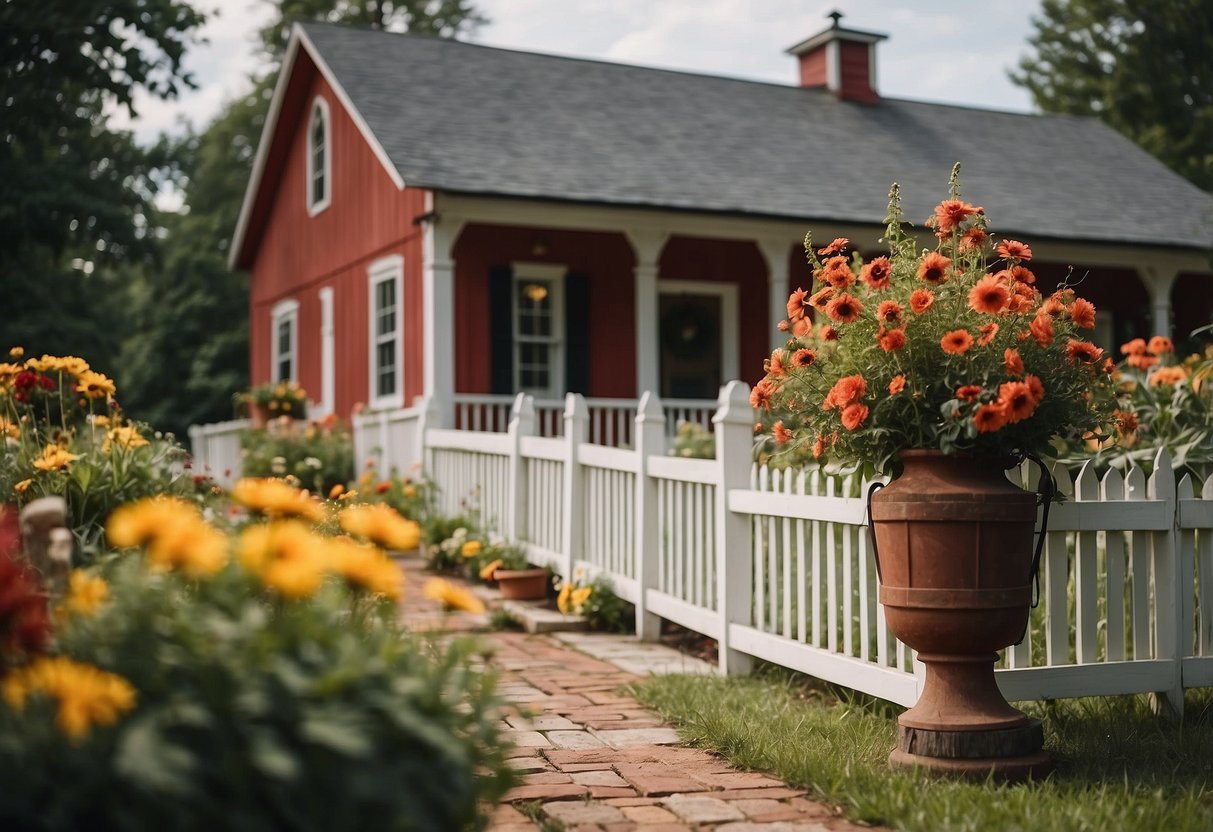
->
500, 599, 589, 634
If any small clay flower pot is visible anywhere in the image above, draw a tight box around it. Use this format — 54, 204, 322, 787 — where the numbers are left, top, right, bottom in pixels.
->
493, 568, 549, 601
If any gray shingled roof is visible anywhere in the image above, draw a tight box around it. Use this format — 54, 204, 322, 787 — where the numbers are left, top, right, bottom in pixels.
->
300, 22, 1213, 251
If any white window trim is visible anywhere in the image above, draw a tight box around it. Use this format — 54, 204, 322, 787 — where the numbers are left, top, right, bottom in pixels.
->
316, 287, 335, 417
367, 255, 404, 410
512, 262, 566, 399
306, 96, 332, 216
656, 279, 739, 389
271, 298, 300, 383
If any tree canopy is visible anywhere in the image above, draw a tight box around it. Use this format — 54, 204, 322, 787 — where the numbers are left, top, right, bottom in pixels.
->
1011, 0, 1213, 192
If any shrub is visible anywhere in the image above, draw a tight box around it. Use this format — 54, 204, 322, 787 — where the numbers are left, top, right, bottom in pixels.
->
240, 418, 353, 496
670, 421, 715, 459
0, 497, 514, 831
557, 570, 633, 633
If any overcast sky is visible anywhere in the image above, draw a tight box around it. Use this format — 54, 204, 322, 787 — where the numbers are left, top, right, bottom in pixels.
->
113, 0, 1045, 144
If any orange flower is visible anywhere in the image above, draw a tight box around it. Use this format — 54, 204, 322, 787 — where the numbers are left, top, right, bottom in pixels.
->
750, 378, 778, 411
1025, 374, 1045, 403
997, 240, 1033, 261
1147, 336, 1173, 355
786, 288, 809, 322
841, 403, 869, 431
918, 251, 951, 284
1029, 314, 1054, 347
791, 348, 817, 368
819, 256, 855, 288
1068, 297, 1096, 329
909, 289, 934, 314
977, 322, 999, 346
997, 381, 1038, 423
808, 286, 834, 311
817, 237, 849, 256
860, 256, 893, 290
792, 317, 814, 338
878, 328, 906, 352
1120, 338, 1147, 356
959, 226, 987, 252
1113, 408, 1139, 437
824, 293, 862, 323
940, 329, 974, 355
968, 274, 1010, 315
956, 385, 983, 401
1010, 265, 1036, 285
876, 300, 903, 326
765, 349, 787, 378
888, 375, 906, 395
1004, 348, 1024, 376
812, 433, 826, 459
1127, 353, 1159, 370
818, 325, 838, 341
823, 374, 867, 411
1149, 366, 1188, 387
1040, 296, 1064, 317
1066, 339, 1104, 365
772, 420, 793, 445
973, 403, 1009, 433
933, 199, 980, 234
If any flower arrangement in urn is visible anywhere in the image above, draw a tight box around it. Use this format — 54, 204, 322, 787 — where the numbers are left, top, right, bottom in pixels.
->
754, 166, 1119, 475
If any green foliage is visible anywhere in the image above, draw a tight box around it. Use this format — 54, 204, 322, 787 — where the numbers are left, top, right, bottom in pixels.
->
421, 515, 479, 571
240, 421, 354, 496
557, 572, 633, 633
633, 671, 1213, 832
260, 0, 488, 55
0, 549, 515, 830
669, 421, 715, 459
352, 467, 433, 521
1011, 0, 1213, 191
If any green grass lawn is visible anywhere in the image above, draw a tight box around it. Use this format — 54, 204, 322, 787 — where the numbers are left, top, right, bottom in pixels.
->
630, 670, 1213, 832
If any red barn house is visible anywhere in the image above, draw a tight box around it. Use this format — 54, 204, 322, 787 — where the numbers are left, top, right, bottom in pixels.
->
230, 16, 1213, 436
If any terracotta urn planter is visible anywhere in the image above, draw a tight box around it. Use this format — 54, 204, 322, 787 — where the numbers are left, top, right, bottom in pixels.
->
248, 402, 270, 429
870, 450, 1049, 780
493, 568, 549, 601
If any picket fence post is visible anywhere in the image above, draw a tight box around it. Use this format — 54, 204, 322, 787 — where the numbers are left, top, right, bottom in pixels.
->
634, 391, 665, 641
506, 394, 535, 543
561, 393, 589, 582
714, 381, 754, 676
414, 396, 441, 477
1149, 448, 1184, 719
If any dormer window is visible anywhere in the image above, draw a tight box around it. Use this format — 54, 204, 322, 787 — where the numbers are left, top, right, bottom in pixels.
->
306, 97, 331, 215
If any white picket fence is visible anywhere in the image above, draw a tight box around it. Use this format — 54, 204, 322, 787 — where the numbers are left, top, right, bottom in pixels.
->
189, 385, 1213, 712
421, 383, 1213, 713
186, 418, 250, 489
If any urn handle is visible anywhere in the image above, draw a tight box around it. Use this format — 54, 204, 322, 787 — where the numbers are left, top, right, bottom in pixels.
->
865, 481, 885, 584
1023, 453, 1055, 608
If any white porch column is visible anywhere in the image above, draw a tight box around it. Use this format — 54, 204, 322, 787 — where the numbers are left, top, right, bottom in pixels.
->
756, 238, 794, 352
1139, 265, 1179, 337
421, 206, 464, 428
625, 229, 668, 398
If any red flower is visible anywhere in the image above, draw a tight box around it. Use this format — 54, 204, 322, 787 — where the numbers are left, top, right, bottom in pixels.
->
959, 226, 987, 252
750, 378, 778, 411
878, 328, 906, 352
786, 288, 810, 322
968, 274, 1010, 314
824, 374, 867, 410
825, 293, 863, 323
977, 322, 999, 346
888, 375, 906, 395
1066, 339, 1104, 365
877, 300, 903, 326
841, 403, 869, 431
1010, 265, 1036, 285
997, 381, 1038, 423
772, 420, 793, 445
818, 255, 855, 288
933, 199, 981, 234
818, 325, 838, 341
817, 237, 849, 256
1004, 348, 1025, 376
1029, 314, 1054, 347
766, 349, 787, 378
812, 433, 826, 459
808, 286, 834, 311
0, 550, 51, 660
918, 251, 951, 284
791, 348, 817, 368
1148, 336, 1174, 355
860, 256, 893, 290
909, 289, 935, 314
973, 403, 1008, 433
1067, 297, 1096, 329
792, 317, 814, 338
941, 329, 974, 355
997, 240, 1033, 261
1121, 338, 1147, 356
376, 482, 391, 494
1127, 353, 1159, 370
956, 385, 983, 402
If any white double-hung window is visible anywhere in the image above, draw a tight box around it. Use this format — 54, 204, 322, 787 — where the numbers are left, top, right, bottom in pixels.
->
271, 298, 299, 383
513, 263, 565, 399
368, 255, 404, 408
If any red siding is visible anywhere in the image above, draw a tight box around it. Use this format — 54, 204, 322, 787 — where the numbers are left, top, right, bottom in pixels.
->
246, 62, 428, 417
838, 41, 876, 102
660, 236, 770, 385
453, 224, 637, 397
797, 48, 828, 88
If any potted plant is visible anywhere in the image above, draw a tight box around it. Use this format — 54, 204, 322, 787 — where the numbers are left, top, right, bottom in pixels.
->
756, 166, 1120, 779
474, 540, 548, 601
242, 381, 308, 426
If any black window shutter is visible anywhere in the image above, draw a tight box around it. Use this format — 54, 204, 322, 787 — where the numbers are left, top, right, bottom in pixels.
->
565, 272, 590, 394
489, 266, 513, 394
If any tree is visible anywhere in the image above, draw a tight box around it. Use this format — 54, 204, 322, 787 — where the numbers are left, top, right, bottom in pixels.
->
260, 0, 487, 55
1010, 0, 1213, 192
0, 0, 206, 366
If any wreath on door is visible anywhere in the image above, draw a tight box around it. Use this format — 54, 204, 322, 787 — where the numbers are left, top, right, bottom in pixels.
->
660, 300, 718, 360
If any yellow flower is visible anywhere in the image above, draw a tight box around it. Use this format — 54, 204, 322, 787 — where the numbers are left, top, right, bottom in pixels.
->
557, 582, 573, 614
32, 444, 79, 471
237, 521, 327, 598
231, 478, 326, 523
0, 417, 18, 439
338, 503, 421, 551
8, 346, 23, 359
403, 485, 417, 498
64, 570, 109, 616
76, 370, 116, 399
3, 656, 136, 742
478, 558, 504, 581
0, 362, 21, 389
328, 537, 403, 600
107, 497, 228, 576
103, 425, 148, 453
571, 586, 593, 611
461, 540, 482, 558
328, 483, 345, 499
423, 578, 486, 614
14, 478, 32, 494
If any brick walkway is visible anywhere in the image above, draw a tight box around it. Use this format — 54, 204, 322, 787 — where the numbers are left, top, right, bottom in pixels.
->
398, 559, 876, 831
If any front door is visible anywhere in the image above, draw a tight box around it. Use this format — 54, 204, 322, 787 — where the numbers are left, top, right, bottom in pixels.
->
658, 292, 722, 400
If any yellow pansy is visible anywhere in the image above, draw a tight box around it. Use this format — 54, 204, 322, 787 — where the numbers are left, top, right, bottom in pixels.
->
32, 444, 79, 471
423, 578, 486, 614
